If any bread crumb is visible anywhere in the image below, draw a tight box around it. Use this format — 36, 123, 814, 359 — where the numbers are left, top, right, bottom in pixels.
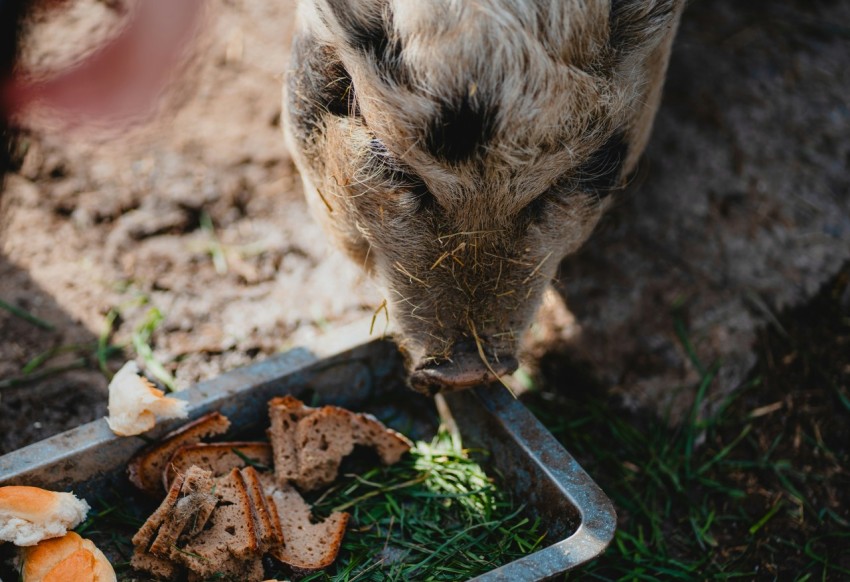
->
106, 361, 188, 436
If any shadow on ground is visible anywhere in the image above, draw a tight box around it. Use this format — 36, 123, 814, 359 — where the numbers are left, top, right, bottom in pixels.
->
0, 252, 110, 454
550, 0, 850, 419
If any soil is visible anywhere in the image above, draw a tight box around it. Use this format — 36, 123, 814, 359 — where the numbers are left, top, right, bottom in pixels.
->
0, 0, 377, 453
1, 0, 849, 459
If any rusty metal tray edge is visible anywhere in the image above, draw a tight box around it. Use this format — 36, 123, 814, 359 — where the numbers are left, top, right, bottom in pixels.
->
451, 385, 617, 581
0, 326, 615, 581
0, 323, 377, 487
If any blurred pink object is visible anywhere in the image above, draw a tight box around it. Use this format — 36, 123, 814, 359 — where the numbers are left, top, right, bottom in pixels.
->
1, 0, 203, 124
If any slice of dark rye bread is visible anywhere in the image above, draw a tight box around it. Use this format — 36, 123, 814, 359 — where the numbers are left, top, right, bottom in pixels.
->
267, 395, 316, 483
141, 466, 347, 578
269, 396, 413, 491
267, 482, 350, 572
163, 441, 273, 490
132, 466, 266, 581
130, 472, 186, 579
131, 467, 217, 579
128, 412, 231, 497
129, 397, 411, 579
241, 466, 281, 552
148, 468, 217, 556
174, 468, 260, 572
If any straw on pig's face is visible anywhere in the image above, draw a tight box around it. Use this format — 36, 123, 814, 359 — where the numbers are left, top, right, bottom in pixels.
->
285, 0, 684, 393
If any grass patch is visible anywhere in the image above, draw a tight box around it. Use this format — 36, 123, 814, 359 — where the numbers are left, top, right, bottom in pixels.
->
0, 288, 167, 390
199, 210, 228, 276
131, 306, 177, 392
0, 336, 122, 391
0, 298, 55, 330
277, 431, 545, 581
527, 265, 850, 580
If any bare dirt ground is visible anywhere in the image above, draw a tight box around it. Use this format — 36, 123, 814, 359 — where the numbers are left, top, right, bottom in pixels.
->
1, 0, 849, 458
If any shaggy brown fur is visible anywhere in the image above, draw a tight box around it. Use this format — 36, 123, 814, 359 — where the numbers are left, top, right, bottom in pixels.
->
284, 0, 684, 392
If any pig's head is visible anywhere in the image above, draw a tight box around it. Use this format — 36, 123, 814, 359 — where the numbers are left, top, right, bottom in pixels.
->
284, 0, 684, 394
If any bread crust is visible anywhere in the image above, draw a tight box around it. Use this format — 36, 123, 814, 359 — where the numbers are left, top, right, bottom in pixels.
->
241, 466, 281, 552
22, 531, 116, 582
127, 411, 231, 497
267, 483, 349, 571
163, 441, 272, 490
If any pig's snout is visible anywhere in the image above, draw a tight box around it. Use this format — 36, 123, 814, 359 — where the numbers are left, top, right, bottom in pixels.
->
409, 341, 518, 395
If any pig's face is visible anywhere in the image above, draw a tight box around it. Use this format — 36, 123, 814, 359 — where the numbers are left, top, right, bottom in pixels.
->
285, 0, 684, 393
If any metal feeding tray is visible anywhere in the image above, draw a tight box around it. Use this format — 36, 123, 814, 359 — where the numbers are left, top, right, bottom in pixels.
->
0, 330, 616, 580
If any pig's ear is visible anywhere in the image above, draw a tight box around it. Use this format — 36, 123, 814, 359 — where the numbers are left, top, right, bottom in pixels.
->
609, 0, 682, 54
312, 0, 392, 56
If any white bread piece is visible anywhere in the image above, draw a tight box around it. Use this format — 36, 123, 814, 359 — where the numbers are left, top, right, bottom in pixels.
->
0, 486, 90, 546
128, 411, 231, 497
106, 361, 188, 437
21, 531, 115, 582
267, 483, 349, 571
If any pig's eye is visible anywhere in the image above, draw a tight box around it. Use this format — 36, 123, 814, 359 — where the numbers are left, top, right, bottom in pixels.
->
574, 132, 628, 196
409, 182, 437, 213
368, 139, 403, 173
524, 172, 577, 224
523, 193, 551, 224
368, 139, 437, 212
320, 55, 360, 118
395, 170, 436, 213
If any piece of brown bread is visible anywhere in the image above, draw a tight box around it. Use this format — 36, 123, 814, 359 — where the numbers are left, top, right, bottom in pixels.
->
184, 556, 265, 582
267, 396, 315, 484
128, 412, 231, 497
131, 473, 185, 551
294, 406, 413, 491
240, 466, 280, 552
163, 441, 273, 490
267, 483, 349, 572
269, 396, 412, 491
130, 549, 180, 581
351, 412, 414, 465
294, 407, 358, 490
148, 467, 217, 557
130, 472, 186, 579
170, 468, 259, 577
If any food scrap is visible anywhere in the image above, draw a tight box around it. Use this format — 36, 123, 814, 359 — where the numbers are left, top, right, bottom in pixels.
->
106, 362, 188, 437
127, 395, 411, 580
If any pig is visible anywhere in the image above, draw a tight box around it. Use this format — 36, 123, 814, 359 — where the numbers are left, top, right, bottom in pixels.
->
284, 0, 685, 394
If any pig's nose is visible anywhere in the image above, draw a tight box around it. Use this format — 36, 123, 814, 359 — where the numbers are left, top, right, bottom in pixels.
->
409, 342, 518, 395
